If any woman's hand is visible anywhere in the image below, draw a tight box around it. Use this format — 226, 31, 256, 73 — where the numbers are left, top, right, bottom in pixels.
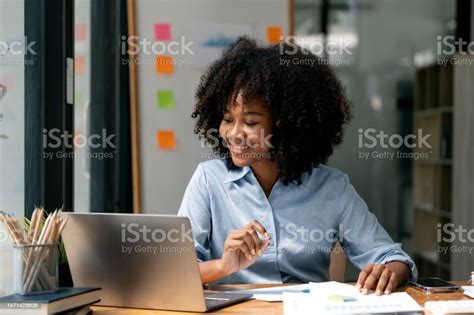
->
219, 220, 270, 275
198, 220, 270, 284
356, 262, 410, 295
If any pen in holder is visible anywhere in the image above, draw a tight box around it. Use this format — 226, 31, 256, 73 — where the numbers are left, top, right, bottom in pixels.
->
13, 243, 59, 295
0, 208, 68, 296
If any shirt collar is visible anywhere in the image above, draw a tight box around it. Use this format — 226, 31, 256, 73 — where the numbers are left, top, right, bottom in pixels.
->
224, 166, 252, 183
223, 165, 308, 188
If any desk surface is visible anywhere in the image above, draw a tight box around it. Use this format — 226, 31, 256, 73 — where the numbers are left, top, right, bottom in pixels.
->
92, 281, 471, 314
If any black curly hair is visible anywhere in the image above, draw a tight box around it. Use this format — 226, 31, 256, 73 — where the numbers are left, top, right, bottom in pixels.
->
192, 36, 351, 185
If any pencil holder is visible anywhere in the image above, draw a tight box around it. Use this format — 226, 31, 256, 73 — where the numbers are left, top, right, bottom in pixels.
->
13, 243, 59, 295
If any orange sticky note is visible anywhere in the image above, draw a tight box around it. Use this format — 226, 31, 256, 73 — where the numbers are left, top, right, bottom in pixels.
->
75, 56, 85, 75
155, 56, 175, 74
267, 26, 282, 44
157, 130, 176, 149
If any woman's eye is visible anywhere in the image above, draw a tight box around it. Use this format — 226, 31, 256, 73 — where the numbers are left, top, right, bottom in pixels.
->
223, 118, 233, 123
245, 122, 258, 126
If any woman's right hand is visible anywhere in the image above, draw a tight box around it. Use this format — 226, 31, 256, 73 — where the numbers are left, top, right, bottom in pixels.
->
219, 220, 270, 275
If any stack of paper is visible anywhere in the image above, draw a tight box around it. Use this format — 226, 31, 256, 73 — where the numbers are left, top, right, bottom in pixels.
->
207, 283, 311, 302
283, 281, 423, 314
243, 284, 310, 302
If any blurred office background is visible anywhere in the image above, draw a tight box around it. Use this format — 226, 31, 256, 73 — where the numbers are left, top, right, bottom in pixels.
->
1, 0, 473, 294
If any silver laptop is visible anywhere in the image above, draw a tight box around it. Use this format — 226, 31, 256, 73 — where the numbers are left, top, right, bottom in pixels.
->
62, 213, 251, 312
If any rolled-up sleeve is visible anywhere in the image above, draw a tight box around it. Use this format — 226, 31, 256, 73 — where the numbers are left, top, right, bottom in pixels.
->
338, 174, 418, 279
177, 163, 212, 262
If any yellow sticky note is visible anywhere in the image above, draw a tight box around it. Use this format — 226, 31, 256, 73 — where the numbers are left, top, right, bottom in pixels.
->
75, 56, 86, 75
157, 130, 176, 149
155, 56, 175, 74
267, 26, 282, 44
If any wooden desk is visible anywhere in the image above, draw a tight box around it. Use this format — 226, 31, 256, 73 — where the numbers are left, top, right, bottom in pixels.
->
92, 281, 471, 314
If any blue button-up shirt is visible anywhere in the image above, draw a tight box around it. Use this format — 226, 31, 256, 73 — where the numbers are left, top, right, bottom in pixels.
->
178, 159, 417, 284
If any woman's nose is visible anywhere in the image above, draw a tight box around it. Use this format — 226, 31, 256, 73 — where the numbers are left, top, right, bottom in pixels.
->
227, 123, 246, 144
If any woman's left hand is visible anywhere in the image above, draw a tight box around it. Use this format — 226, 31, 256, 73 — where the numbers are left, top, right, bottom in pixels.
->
356, 262, 409, 295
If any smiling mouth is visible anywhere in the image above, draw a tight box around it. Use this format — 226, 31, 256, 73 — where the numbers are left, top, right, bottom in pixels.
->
229, 144, 250, 153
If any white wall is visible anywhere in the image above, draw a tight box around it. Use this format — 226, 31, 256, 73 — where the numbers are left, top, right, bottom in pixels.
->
74, 0, 92, 213
136, 0, 289, 214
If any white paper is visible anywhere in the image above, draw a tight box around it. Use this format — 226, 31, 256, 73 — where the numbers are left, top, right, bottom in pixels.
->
252, 293, 286, 302
242, 283, 311, 295
283, 281, 423, 314
207, 283, 311, 302
248, 284, 311, 301
191, 21, 252, 68
463, 286, 474, 298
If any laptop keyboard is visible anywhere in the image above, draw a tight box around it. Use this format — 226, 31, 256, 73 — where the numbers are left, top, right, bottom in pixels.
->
204, 292, 251, 310
205, 297, 229, 308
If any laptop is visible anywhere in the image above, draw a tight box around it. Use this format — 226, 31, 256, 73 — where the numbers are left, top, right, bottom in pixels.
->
62, 213, 251, 312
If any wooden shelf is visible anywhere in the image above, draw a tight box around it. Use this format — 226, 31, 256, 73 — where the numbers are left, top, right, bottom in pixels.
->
414, 203, 433, 212
414, 158, 452, 166
415, 106, 453, 117
413, 56, 474, 279
414, 204, 452, 219
412, 61, 455, 279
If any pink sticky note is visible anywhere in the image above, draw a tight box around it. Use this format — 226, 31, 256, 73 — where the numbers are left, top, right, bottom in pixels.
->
75, 23, 87, 41
0, 75, 14, 90
154, 23, 171, 41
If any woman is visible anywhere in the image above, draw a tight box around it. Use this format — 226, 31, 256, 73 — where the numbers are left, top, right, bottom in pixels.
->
178, 37, 417, 295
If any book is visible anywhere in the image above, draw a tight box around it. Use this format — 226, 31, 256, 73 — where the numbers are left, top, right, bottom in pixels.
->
0, 287, 100, 315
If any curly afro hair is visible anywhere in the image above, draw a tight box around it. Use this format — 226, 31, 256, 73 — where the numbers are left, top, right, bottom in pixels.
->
192, 36, 351, 185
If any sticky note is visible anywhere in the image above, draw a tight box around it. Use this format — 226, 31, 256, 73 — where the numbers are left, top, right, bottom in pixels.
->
75, 23, 87, 41
73, 132, 81, 148
157, 90, 175, 108
155, 56, 175, 74
154, 23, 171, 41
0, 76, 14, 90
74, 91, 83, 107
75, 56, 85, 75
157, 130, 177, 149
267, 26, 282, 44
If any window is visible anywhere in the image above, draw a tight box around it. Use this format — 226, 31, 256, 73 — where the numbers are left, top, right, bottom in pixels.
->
0, 0, 25, 295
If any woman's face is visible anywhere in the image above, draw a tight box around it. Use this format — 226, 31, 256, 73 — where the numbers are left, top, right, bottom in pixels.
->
219, 91, 273, 168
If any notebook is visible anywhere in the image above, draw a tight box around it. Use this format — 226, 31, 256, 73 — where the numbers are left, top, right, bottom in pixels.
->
0, 287, 100, 315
